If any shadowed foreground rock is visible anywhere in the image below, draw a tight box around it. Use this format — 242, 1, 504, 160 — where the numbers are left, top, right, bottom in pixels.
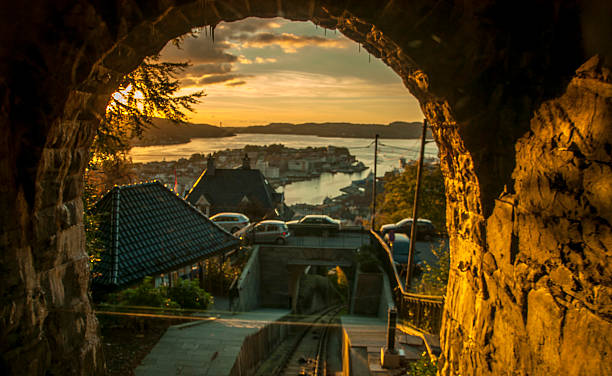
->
0, 1, 610, 375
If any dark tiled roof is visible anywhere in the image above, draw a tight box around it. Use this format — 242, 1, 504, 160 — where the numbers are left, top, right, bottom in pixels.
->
92, 181, 238, 289
185, 168, 281, 211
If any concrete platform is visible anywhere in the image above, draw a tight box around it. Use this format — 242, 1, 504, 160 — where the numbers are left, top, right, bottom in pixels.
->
341, 316, 425, 375
135, 309, 290, 376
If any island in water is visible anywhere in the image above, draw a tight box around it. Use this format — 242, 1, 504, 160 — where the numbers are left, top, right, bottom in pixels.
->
131, 118, 235, 146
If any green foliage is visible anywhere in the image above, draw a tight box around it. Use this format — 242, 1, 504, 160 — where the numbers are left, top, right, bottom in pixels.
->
414, 242, 450, 295
110, 277, 173, 308
357, 245, 381, 273
87, 55, 204, 192
408, 352, 438, 376
201, 257, 243, 296
327, 266, 350, 303
106, 276, 212, 310
93, 56, 204, 164
167, 279, 213, 310
376, 162, 446, 231
83, 171, 106, 269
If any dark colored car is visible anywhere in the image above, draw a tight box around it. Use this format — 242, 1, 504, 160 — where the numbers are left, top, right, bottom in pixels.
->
386, 233, 411, 264
380, 218, 436, 240
286, 215, 341, 236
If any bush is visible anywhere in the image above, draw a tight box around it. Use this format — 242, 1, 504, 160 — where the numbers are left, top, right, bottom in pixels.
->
414, 242, 450, 295
376, 163, 446, 231
356, 246, 381, 273
105, 276, 212, 310
113, 277, 168, 307
201, 257, 243, 296
409, 352, 438, 375
167, 279, 213, 310
327, 266, 350, 303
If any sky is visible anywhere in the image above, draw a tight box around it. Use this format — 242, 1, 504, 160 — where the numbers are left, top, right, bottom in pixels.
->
158, 17, 422, 126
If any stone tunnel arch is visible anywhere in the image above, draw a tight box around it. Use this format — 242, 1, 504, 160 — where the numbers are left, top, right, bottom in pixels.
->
1, 1, 610, 375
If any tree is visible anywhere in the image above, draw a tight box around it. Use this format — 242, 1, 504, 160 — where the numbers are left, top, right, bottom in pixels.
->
89, 55, 204, 192
376, 162, 446, 231
414, 242, 450, 295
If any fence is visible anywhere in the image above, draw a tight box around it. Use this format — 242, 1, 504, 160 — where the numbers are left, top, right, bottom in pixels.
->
369, 230, 444, 334
229, 316, 291, 376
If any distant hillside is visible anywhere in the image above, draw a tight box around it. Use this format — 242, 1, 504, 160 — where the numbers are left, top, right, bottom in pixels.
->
131, 118, 235, 146
225, 121, 430, 139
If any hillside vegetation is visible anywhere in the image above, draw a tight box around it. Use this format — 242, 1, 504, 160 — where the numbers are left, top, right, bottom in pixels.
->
227, 121, 430, 139
131, 118, 235, 146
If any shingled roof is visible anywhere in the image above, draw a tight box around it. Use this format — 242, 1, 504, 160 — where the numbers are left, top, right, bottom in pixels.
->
185, 166, 282, 216
91, 181, 239, 289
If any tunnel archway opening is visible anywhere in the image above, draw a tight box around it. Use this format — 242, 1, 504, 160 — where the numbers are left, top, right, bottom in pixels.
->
91, 15, 429, 197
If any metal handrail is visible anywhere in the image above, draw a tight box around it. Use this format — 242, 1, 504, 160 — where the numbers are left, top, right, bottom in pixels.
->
369, 230, 444, 334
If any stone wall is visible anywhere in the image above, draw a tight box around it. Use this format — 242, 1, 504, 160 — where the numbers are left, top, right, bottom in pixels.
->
441, 56, 612, 375
0, 0, 610, 375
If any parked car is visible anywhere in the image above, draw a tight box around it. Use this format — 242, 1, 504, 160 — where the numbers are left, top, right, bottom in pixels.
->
286, 215, 341, 236
236, 220, 291, 245
209, 212, 250, 233
385, 233, 411, 264
380, 218, 436, 240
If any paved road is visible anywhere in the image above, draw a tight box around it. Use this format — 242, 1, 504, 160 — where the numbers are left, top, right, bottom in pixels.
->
277, 232, 448, 266
248, 231, 448, 264
135, 309, 289, 376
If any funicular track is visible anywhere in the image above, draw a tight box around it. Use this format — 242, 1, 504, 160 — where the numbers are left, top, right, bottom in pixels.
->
255, 305, 343, 376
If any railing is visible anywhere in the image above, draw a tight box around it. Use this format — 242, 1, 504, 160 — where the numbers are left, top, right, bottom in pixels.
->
369, 230, 444, 334
395, 291, 444, 335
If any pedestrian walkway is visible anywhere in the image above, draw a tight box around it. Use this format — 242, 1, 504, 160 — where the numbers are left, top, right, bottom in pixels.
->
341, 315, 425, 375
135, 309, 289, 376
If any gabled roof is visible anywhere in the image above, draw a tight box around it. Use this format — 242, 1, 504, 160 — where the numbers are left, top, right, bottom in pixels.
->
91, 181, 239, 289
185, 168, 281, 211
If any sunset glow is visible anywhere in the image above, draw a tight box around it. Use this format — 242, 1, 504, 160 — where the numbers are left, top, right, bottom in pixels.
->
158, 18, 422, 126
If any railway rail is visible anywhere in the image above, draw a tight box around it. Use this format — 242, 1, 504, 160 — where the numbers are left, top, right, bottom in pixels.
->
255, 305, 343, 376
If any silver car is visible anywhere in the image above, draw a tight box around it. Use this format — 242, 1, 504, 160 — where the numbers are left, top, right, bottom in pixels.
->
209, 212, 250, 233
237, 220, 291, 245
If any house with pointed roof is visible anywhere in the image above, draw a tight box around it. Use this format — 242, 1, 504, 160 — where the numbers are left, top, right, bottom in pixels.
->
186, 154, 289, 220
90, 181, 239, 293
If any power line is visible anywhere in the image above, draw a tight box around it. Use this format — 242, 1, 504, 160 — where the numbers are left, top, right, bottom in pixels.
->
350, 141, 375, 149
377, 142, 436, 153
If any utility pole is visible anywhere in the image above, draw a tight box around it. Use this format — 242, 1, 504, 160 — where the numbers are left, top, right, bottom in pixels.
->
406, 119, 428, 289
370, 134, 379, 230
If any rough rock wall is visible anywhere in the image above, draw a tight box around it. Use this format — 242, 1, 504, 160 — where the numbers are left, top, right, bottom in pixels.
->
441, 56, 612, 375
0, 2, 113, 374
0, 0, 610, 375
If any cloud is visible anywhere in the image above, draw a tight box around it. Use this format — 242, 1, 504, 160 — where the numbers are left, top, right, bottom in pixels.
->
185, 41, 238, 63
255, 57, 277, 63
161, 18, 348, 90
237, 56, 277, 64
189, 63, 233, 75
179, 78, 199, 87
226, 81, 247, 87
197, 74, 253, 85
217, 18, 282, 34
235, 33, 348, 53
160, 18, 289, 86
237, 55, 253, 64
